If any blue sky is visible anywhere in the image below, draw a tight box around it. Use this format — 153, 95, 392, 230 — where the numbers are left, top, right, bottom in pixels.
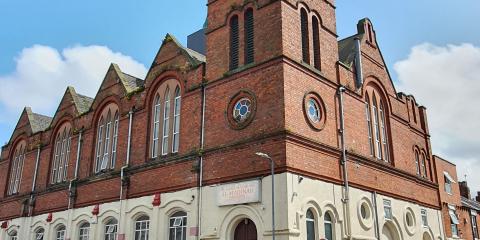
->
1, 1, 480, 189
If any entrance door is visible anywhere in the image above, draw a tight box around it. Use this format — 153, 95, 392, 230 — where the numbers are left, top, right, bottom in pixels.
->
234, 219, 257, 240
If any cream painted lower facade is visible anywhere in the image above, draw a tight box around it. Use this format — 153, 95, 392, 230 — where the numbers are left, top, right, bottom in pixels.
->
1, 172, 445, 240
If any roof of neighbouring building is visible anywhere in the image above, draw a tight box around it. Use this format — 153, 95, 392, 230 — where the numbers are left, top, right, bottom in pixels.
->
461, 196, 480, 211
338, 34, 363, 68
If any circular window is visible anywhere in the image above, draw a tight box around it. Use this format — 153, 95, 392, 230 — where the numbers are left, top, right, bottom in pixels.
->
404, 208, 416, 235
303, 92, 326, 131
227, 90, 257, 130
357, 198, 374, 230
233, 98, 252, 123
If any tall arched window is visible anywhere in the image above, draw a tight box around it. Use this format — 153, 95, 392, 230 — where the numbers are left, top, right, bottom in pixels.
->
306, 209, 316, 240
365, 86, 391, 162
421, 152, 428, 178
244, 8, 255, 65
324, 212, 333, 240
414, 150, 420, 176
172, 87, 181, 153
229, 15, 239, 70
169, 211, 187, 240
8, 141, 26, 195
135, 215, 150, 240
51, 123, 72, 184
300, 8, 310, 64
312, 16, 321, 70
151, 80, 182, 158
95, 104, 119, 173
79, 222, 90, 240
104, 218, 118, 240
56, 225, 66, 240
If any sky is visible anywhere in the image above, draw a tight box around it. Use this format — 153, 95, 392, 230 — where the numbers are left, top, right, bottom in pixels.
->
0, 1, 479, 193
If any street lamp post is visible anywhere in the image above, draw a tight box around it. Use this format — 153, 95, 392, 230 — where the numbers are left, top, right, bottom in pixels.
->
256, 152, 275, 240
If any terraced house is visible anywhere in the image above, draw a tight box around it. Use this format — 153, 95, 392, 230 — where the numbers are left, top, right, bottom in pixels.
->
0, 0, 450, 239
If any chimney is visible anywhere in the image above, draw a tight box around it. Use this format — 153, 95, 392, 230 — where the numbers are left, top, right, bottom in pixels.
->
459, 181, 471, 199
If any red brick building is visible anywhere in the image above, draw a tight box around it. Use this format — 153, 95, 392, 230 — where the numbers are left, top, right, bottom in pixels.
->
0, 1, 448, 240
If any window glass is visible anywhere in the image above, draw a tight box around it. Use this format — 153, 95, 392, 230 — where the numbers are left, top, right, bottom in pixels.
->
56, 226, 66, 240
306, 209, 315, 240
79, 222, 90, 240
421, 209, 428, 227
9, 231, 18, 240
135, 216, 150, 240
172, 87, 181, 153
169, 211, 187, 240
233, 98, 252, 123
162, 88, 171, 155
105, 218, 118, 240
35, 228, 45, 240
445, 176, 452, 194
324, 212, 333, 240
383, 199, 392, 220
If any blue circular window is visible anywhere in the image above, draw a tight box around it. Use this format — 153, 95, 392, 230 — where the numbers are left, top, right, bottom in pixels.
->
308, 99, 321, 123
233, 98, 252, 123
303, 92, 326, 131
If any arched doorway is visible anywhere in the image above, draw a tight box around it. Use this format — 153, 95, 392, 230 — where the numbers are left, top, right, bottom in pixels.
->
381, 222, 400, 240
234, 218, 257, 240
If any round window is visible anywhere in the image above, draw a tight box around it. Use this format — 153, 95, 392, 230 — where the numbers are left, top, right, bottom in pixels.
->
404, 208, 416, 235
361, 203, 369, 220
303, 92, 326, 131
233, 98, 252, 123
227, 90, 257, 130
357, 198, 374, 230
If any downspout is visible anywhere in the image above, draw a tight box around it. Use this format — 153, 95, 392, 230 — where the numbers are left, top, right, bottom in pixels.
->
196, 65, 207, 240
338, 86, 352, 239
30, 146, 41, 216
354, 37, 364, 89
373, 191, 380, 240
74, 130, 83, 179
119, 108, 134, 236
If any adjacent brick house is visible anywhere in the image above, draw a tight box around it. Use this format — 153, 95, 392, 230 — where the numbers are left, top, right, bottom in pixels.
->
0, 1, 449, 240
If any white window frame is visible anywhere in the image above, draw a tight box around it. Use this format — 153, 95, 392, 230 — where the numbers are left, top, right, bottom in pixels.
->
152, 95, 161, 158
79, 222, 90, 240
105, 219, 118, 240
169, 212, 187, 240
379, 101, 389, 162
162, 89, 171, 156
372, 98, 382, 160
449, 205, 460, 237
471, 211, 479, 239
111, 114, 119, 169
135, 216, 150, 240
56, 226, 66, 240
365, 101, 374, 157
95, 119, 104, 172
8, 147, 25, 195
172, 88, 181, 153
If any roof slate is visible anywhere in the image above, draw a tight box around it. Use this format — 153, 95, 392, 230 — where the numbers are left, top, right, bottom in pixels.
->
26, 109, 52, 134
461, 196, 480, 211
338, 34, 363, 68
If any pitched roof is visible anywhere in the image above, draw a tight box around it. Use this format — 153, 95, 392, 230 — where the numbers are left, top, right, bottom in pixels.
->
165, 34, 206, 66
67, 87, 93, 115
25, 107, 52, 134
338, 34, 363, 68
461, 196, 480, 211
110, 63, 145, 93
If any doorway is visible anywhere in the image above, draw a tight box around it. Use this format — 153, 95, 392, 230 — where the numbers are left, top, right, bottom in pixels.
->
234, 218, 257, 240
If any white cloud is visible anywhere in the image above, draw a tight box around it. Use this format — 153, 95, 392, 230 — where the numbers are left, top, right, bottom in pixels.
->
0, 44, 148, 123
395, 43, 480, 194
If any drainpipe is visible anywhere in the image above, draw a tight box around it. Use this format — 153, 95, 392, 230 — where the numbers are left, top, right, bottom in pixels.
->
338, 86, 352, 239
354, 37, 364, 89
74, 130, 83, 179
196, 67, 207, 240
119, 108, 134, 237
29, 146, 41, 216
373, 191, 380, 240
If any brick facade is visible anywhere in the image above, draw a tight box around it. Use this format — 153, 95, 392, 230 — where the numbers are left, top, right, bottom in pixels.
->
0, 0, 453, 239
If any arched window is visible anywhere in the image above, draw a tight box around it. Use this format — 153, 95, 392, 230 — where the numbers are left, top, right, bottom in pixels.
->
244, 8, 255, 65
8, 141, 26, 195
169, 211, 187, 240
95, 104, 119, 173
135, 215, 150, 240
79, 222, 90, 240
324, 212, 333, 240
312, 16, 321, 70
56, 225, 66, 240
152, 95, 161, 158
365, 87, 391, 162
421, 153, 428, 178
104, 218, 118, 240
51, 123, 72, 184
172, 87, 181, 153
229, 15, 239, 70
300, 8, 310, 64
306, 209, 316, 240
35, 228, 45, 240
365, 94, 374, 156
8, 231, 17, 240
414, 150, 420, 176
151, 80, 182, 158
